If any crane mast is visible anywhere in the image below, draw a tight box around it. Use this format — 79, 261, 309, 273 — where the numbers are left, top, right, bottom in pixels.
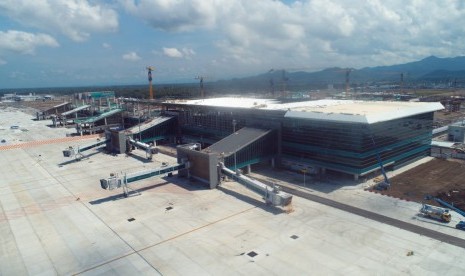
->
195, 76, 205, 98
146, 66, 155, 100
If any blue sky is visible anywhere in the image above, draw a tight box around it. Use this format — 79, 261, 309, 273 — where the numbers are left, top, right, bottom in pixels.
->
1, 0, 465, 89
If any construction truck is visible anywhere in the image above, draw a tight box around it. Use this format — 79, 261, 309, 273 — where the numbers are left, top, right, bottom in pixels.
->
419, 204, 451, 223
431, 197, 465, 230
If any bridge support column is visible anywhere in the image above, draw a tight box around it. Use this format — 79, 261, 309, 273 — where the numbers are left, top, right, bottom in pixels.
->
354, 174, 359, 181
271, 158, 275, 168
246, 164, 251, 174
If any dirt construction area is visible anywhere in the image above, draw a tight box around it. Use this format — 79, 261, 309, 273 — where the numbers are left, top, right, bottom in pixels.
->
379, 158, 465, 210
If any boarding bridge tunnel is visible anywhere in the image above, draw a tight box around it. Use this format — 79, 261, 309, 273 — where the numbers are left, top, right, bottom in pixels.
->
176, 127, 279, 188
124, 116, 177, 145
104, 116, 177, 155
99, 127, 292, 207
75, 108, 124, 135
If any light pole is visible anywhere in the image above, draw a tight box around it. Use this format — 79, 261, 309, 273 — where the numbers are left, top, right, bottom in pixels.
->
138, 114, 142, 141
232, 119, 237, 172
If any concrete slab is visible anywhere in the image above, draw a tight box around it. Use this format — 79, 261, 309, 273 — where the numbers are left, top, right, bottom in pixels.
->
1, 107, 465, 275
249, 165, 465, 240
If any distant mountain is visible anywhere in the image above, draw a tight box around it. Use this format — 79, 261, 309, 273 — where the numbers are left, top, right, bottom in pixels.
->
357, 55, 465, 80
211, 56, 465, 91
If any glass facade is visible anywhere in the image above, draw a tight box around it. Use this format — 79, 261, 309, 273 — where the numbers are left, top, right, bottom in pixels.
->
176, 107, 284, 146
128, 117, 177, 144
163, 102, 437, 177
223, 130, 278, 169
282, 112, 434, 175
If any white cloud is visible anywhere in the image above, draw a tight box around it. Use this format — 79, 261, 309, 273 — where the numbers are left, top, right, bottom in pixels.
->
121, 0, 465, 71
121, 0, 217, 32
162, 47, 196, 59
0, 0, 118, 42
163, 47, 183, 58
182, 48, 195, 57
0, 30, 59, 54
102, 43, 111, 49
122, 51, 141, 61
0, 58, 6, 65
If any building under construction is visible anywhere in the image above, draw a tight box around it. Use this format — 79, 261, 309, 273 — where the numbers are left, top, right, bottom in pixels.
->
111, 97, 442, 181
43, 92, 443, 181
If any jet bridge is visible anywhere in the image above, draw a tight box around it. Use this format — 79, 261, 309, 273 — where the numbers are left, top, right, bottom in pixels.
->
125, 116, 176, 144
60, 105, 91, 117
99, 162, 188, 197
36, 102, 71, 120
219, 163, 292, 207
75, 108, 123, 124
127, 138, 158, 160
75, 108, 123, 135
126, 116, 174, 135
175, 142, 292, 207
53, 105, 92, 127
205, 127, 277, 171
62, 138, 107, 161
95, 127, 291, 208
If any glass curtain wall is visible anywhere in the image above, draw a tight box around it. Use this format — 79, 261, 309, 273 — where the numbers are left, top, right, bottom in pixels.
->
223, 130, 278, 169
139, 118, 177, 143
282, 112, 434, 175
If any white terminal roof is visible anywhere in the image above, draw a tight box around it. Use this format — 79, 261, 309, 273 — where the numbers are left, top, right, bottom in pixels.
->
168, 97, 444, 124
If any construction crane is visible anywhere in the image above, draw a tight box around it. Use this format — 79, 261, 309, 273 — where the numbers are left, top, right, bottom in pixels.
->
379, 71, 407, 94
146, 66, 155, 100
195, 76, 205, 98
400, 72, 404, 94
370, 134, 390, 190
345, 68, 353, 95
267, 69, 276, 98
333, 68, 353, 97
268, 69, 289, 98
281, 69, 289, 96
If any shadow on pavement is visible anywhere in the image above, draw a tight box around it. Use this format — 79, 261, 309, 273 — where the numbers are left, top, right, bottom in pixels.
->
250, 166, 361, 194
216, 185, 286, 215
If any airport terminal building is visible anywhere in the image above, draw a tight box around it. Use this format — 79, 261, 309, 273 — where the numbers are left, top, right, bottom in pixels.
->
160, 98, 443, 180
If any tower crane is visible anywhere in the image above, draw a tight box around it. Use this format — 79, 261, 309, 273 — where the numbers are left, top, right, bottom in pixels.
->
267, 69, 289, 98
400, 72, 404, 94
345, 68, 353, 95
281, 69, 289, 96
333, 68, 354, 97
146, 66, 155, 100
195, 76, 205, 98
268, 69, 276, 98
